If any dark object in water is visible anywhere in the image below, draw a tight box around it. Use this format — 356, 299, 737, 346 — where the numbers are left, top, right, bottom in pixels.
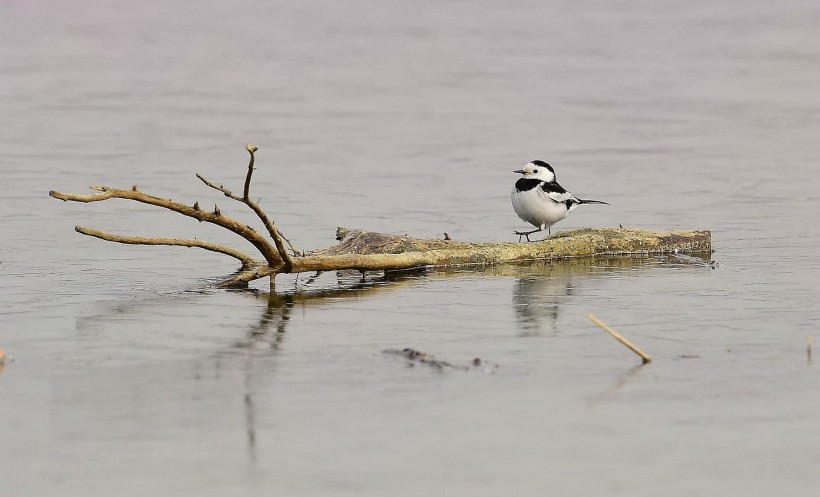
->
383, 348, 498, 372
383, 348, 460, 370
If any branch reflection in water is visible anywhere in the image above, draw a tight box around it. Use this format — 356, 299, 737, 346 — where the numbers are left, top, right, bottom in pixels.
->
228, 269, 432, 465
69, 253, 711, 466
228, 268, 435, 348
235, 252, 712, 343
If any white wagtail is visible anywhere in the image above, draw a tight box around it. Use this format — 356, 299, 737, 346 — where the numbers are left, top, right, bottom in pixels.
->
511, 160, 608, 241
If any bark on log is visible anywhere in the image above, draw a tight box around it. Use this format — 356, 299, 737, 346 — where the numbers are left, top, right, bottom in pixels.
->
48, 144, 712, 290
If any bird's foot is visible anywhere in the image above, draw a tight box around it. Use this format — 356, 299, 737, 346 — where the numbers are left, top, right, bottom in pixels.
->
514, 229, 541, 242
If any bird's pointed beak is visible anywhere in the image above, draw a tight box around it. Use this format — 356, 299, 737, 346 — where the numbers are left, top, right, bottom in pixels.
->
513, 169, 525, 174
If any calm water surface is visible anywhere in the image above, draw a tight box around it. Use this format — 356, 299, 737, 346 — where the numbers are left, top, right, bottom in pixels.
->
1, 0, 819, 495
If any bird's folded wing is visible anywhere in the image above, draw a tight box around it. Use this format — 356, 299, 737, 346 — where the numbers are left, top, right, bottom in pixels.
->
541, 181, 576, 203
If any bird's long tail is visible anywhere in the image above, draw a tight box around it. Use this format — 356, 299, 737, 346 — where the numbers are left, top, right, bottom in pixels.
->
578, 198, 609, 205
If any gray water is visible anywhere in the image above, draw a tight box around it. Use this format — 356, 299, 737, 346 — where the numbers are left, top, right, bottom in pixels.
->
2, 0, 820, 495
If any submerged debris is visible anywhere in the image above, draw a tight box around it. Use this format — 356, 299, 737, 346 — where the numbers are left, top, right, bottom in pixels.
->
383, 348, 498, 372
671, 249, 719, 269
384, 348, 460, 370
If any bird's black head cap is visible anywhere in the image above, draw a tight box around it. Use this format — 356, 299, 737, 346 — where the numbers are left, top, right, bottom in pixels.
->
530, 160, 554, 173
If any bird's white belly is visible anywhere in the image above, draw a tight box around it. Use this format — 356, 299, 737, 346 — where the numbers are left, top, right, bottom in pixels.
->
511, 187, 568, 229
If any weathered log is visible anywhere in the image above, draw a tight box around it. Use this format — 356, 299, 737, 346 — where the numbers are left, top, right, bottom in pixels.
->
303, 226, 710, 268
48, 145, 712, 291
213, 226, 710, 287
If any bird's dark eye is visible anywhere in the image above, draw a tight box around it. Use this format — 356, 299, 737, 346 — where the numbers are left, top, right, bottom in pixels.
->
533, 169, 539, 174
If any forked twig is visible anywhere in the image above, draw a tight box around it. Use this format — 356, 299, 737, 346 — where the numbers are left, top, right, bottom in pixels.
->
49, 185, 283, 269
196, 145, 297, 268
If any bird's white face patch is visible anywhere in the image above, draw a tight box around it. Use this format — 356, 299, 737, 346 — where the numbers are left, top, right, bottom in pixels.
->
521, 162, 556, 182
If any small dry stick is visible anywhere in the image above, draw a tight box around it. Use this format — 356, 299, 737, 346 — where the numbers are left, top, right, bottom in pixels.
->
587, 313, 652, 364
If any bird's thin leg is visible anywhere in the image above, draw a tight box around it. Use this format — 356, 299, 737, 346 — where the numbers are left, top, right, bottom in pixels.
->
514, 227, 542, 242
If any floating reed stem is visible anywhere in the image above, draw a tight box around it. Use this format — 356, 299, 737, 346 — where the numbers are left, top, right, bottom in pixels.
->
587, 313, 652, 364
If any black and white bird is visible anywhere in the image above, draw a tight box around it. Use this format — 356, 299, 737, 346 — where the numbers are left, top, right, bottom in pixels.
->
511, 160, 608, 241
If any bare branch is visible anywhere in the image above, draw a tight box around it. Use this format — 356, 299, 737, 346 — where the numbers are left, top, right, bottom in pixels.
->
216, 266, 276, 288
50, 188, 116, 202
49, 187, 284, 269
279, 231, 302, 257
244, 202, 294, 269
243, 143, 257, 200
239, 146, 296, 268
195, 145, 296, 270
195, 173, 243, 201
74, 226, 257, 267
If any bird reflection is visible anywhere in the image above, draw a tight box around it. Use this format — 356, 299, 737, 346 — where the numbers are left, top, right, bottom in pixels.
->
512, 274, 574, 336
507, 256, 675, 336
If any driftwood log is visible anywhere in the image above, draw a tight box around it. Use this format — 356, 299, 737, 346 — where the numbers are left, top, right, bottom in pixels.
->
49, 145, 712, 291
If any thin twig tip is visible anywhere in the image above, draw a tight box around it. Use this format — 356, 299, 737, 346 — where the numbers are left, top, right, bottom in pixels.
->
245, 144, 258, 153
